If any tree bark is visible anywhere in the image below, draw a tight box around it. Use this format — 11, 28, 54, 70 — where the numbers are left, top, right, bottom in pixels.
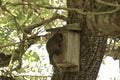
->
51, 0, 108, 80
67, 1, 107, 80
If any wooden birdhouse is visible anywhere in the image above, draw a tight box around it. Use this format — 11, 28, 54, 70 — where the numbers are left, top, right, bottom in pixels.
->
46, 23, 81, 72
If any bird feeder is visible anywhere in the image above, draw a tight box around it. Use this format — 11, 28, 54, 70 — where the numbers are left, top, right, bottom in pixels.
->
46, 23, 81, 72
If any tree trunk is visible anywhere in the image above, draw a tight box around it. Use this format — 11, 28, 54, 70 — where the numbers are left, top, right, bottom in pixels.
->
51, 0, 108, 80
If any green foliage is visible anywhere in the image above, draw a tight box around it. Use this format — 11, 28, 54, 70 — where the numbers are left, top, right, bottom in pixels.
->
16, 48, 52, 80
0, 0, 66, 79
23, 50, 39, 62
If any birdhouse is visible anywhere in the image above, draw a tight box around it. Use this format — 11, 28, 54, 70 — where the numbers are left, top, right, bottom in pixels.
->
46, 23, 81, 72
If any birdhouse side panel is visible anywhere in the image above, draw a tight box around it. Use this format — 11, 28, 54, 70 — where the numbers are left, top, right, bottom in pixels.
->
67, 32, 80, 65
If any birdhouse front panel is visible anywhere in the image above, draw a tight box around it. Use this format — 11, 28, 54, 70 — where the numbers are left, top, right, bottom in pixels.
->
54, 31, 80, 71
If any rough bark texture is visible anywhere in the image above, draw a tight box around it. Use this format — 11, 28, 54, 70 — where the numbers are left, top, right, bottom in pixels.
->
67, 1, 107, 80
51, 0, 110, 80
79, 29, 107, 80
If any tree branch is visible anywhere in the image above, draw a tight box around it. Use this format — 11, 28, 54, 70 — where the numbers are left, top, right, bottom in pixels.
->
24, 13, 68, 34
6, 2, 120, 15
95, 0, 120, 7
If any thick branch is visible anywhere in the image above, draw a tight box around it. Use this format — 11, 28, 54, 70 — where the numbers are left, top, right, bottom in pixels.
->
35, 4, 120, 15
24, 13, 68, 34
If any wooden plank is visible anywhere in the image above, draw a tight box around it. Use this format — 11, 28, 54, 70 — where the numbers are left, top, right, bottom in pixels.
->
52, 30, 80, 71
46, 23, 81, 32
